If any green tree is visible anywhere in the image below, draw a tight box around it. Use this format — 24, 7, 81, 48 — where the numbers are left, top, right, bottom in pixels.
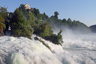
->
67, 18, 72, 27
34, 22, 53, 37
54, 11, 59, 19
33, 8, 40, 16
62, 18, 66, 23
19, 4, 25, 11
19, 4, 29, 19
57, 29, 62, 45
0, 6, 8, 34
0, 15, 5, 36
44, 29, 63, 45
0, 6, 8, 19
0, 6, 7, 12
35, 19, 40, 25
11, 8, 33, 38
27, 12, 35, 27
42, 12, 48, 20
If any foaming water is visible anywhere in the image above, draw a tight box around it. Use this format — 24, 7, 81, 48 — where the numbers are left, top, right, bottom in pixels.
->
0, 33, 96, 64
63, 33, 96, 49
0, 35, 63, 64
62, 33, 96, 64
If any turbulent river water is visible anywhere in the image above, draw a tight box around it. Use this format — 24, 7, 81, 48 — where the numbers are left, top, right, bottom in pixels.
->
0, 33, 96, 64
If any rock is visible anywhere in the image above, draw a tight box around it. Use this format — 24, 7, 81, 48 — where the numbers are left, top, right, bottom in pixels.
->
34, 37, 39, 40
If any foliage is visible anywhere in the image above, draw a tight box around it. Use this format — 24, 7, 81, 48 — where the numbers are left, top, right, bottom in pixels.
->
54, 11, 59, 19
32, 8, 40, 17
0, 15, 5, 23
19, 4, 25, 11
0, 6, 8, 35
34, 22, 53, 37
0, 15, 5, 35
3, 4, 91, 45
27, 12, 35, 27
57, 29, 62, 45
11, 8, 33, 38
0, 6, 8, 19
0, 6, 7, 12
39, 39, 51, 51
19, 4, 29, 19
44, 30, 62, 45
35, 19, 40, 25
44, 15, 91, 33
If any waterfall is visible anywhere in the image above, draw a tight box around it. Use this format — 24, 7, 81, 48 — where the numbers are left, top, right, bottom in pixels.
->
0, 33, 96, 64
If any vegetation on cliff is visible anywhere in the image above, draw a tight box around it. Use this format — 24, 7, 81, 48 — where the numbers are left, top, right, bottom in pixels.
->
10, 8, 33, 38
0, 4, 93, 45
0, 6, 8, 36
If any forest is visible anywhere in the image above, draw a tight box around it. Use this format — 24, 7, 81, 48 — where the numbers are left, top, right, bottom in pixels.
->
0, 4, 94, 45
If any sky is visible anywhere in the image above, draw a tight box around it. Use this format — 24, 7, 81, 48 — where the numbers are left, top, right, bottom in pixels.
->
0, 0, 96, 26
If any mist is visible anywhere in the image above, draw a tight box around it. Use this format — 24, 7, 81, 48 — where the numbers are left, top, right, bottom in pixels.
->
52, 26, 96, 64
0, 27, 96, 64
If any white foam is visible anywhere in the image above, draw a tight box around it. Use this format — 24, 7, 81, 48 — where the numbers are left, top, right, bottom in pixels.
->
0, 36, 62, 64
0, 33, 96, 64
62, 33, 96, 64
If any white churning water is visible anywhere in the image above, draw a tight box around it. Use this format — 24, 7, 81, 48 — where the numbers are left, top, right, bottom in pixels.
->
0, 33, 96, 64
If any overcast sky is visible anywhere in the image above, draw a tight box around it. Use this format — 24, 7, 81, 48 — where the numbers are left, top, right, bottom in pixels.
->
0, 0, 96, 26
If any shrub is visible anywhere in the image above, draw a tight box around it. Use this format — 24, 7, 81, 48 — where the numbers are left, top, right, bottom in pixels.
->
44, 30, 63, 45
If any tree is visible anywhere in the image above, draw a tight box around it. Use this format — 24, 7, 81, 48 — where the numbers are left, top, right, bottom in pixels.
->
0, 6, 8, 35
33, 8, 40, 16
57, 29, 62, 45
67, 18, 72, 27
0, 6, 7, 19
27, 12, 35, 27
0, 15, 5, 36
0, 15, 5, 23
34, 22, 53, 37
54, 11, 59, 19
11, 8, 33, 38
67, 18, 72, 22
35, 19, 40, 25
44, 29, 63, 45
0, 6, 7, 12
43, 12, 48, 19
19, 4, 29, 19
62, 18, 66, 23
19, 4, 25, 10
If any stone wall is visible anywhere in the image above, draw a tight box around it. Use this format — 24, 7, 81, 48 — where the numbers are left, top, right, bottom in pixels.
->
25, 3, 31, 9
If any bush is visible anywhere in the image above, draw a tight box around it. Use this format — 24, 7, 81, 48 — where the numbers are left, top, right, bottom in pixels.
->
44, 30, 63, 45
